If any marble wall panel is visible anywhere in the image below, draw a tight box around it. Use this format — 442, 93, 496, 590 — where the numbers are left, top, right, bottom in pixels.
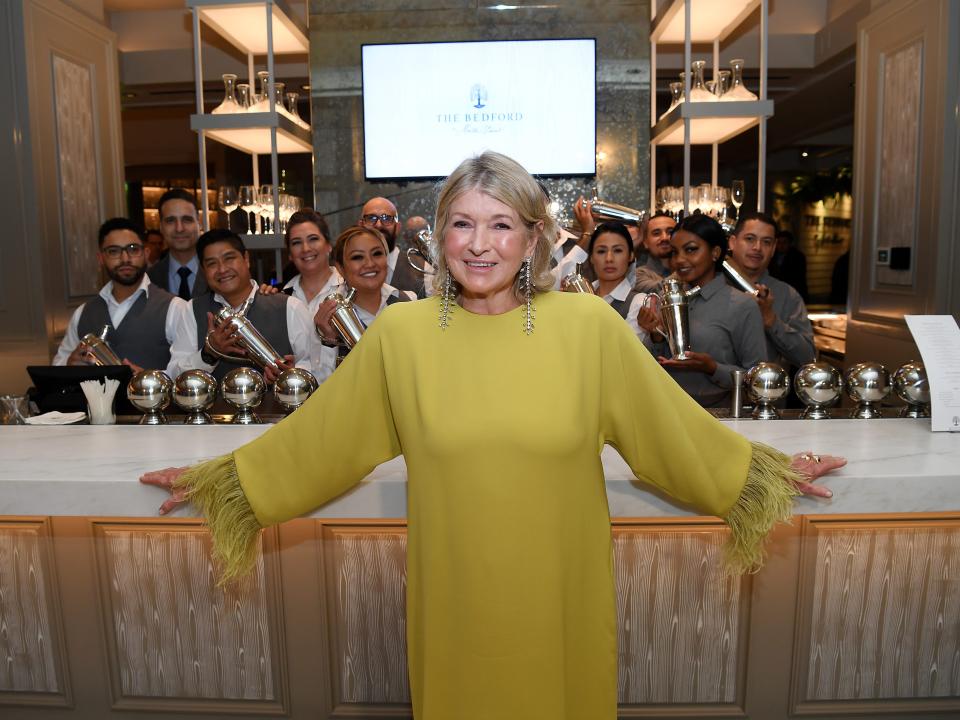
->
308, 1, 650, 237
52, 54, 102, 299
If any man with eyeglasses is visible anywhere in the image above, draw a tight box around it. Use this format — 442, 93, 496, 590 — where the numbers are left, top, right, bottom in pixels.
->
147, 188, 209, 300
53, 218, 188, 372
359, 196, 424, 297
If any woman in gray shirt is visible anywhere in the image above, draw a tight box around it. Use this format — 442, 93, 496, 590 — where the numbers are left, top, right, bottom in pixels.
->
639, 214, 767, 408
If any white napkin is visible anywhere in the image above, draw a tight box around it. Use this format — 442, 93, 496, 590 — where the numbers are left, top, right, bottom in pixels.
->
24, 411, 87, 425
80, 378, 120, 425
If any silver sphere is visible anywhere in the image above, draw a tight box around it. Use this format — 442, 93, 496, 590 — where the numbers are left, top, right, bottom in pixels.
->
221, 367, 265, 423
127, 370, 172, 424
794, 362, 843, 419
844, 362, 890, 419
173, 370, 217, 412
745, 362, 789, 419
893, 361, 930, 417
274, 367, 318, 412
173, 370, 217, 424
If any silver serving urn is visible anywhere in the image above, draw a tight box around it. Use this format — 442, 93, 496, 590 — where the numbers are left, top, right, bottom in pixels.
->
221, 367, 265, 424
326, 287, 366, 349
81, 324, 123, 366
745, 362, 789, 419
652, 277, 700, 360
172, 370, 217, 425
274, 367, 318, 413
127, 370, 172, 425
845, 362, 890, 419
893, 361, 930, 418
794, 362, 843, 419
213, 306, 284, 370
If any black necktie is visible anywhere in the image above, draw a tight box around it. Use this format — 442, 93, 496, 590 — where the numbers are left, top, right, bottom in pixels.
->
176, 266, 192, 300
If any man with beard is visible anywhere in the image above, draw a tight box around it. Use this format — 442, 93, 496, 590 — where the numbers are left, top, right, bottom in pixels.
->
724, 211, 815, 369
167, 229, 324, 384
358, 196, 423, 297
633, 210, 676, 293
53, 218, 187, 372
147, 188, 208, 299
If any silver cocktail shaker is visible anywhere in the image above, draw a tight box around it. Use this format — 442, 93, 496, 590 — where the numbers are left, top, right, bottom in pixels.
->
721, 260, 760, 296
654, 277, 700, 360
213, 306, 284, 370
406, 228, 439, 273
560, 264, 595, 294
80, 324, 123, 365
590, 199, 647, 226
326, 287, 366, 348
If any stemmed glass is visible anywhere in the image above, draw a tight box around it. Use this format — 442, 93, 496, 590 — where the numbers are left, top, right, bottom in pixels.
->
218, 186, 238, 215
258, 185, 275, 233
238, 185, 257, 235
731, 180, 746, 216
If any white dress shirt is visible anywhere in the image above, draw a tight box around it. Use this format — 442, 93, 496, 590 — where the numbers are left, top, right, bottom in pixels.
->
384, 246, 400, 285
592, 277, 652, 348
53, 275, 188, 367
555, 244, 637, 289
167, 280, 328, 381
283, 269, 343, 316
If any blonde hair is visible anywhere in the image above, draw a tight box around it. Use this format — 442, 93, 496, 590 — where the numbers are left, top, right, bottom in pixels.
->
431, 151, 558, 299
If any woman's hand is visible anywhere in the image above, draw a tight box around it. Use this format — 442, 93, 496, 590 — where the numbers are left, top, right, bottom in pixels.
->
790, 452, 846, 498
140, 466, 190, 515
314, 299, 338, 342
636, 305, 662, 336
573, 196, 595, 243
658, 351, 718, 376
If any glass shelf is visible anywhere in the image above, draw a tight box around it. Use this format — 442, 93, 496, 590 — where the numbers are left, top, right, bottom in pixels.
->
190, 111, 312, 154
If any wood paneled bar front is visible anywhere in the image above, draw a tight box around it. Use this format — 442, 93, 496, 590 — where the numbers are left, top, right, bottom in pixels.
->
1, 420, 958, 720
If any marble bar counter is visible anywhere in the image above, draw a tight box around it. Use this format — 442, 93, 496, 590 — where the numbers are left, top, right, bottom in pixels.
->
1, 418, 958, 518
2, 419, 959, 720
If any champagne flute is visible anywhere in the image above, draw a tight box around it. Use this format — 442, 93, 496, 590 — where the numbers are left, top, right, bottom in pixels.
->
731, 180, 745, 215
238, 185, 257, 235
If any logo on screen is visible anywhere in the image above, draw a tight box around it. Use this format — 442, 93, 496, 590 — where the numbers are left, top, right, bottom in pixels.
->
470, 84, 488, 109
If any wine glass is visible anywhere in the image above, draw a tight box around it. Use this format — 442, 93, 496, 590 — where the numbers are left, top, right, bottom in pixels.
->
238, 185, 257, 235
258, 185, 275, 233
731, 180, 745, 215
218, 186, 238, 216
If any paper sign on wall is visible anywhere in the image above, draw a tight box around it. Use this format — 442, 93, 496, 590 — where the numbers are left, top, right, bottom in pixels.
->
904, 315, 960, 432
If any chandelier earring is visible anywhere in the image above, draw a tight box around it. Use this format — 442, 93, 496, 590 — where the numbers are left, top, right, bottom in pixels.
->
522, 256, 535, 336
439, 266, 455, 330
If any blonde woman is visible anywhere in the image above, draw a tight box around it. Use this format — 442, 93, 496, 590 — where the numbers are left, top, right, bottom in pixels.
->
142, 152, 842, 720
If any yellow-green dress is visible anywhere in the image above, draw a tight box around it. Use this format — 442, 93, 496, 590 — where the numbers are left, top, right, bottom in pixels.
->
183, 291, 800, 720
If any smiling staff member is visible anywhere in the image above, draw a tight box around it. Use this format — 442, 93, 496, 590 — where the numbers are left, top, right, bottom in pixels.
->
585, 222, 651, 346
168, 229, 323, 383
280, 209, 342, 316
314, 225, 416, 362
725, 211, 815, 369
54, 217, 187, 373
637, 214, 766, 408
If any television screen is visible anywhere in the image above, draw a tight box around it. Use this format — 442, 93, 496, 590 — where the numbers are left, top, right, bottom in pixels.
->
361, 39, 597, 180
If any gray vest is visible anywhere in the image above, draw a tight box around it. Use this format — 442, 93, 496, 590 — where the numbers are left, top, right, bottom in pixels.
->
193, 292, 293, 381
608, 290, 639, 320
77, 286, 175, 369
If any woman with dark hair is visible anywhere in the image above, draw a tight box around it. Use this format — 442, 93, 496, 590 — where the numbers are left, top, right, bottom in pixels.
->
638, 213, 767, 408
586, 221, 651, 345
281, 209, 341, 316
313, 225, 416, 355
